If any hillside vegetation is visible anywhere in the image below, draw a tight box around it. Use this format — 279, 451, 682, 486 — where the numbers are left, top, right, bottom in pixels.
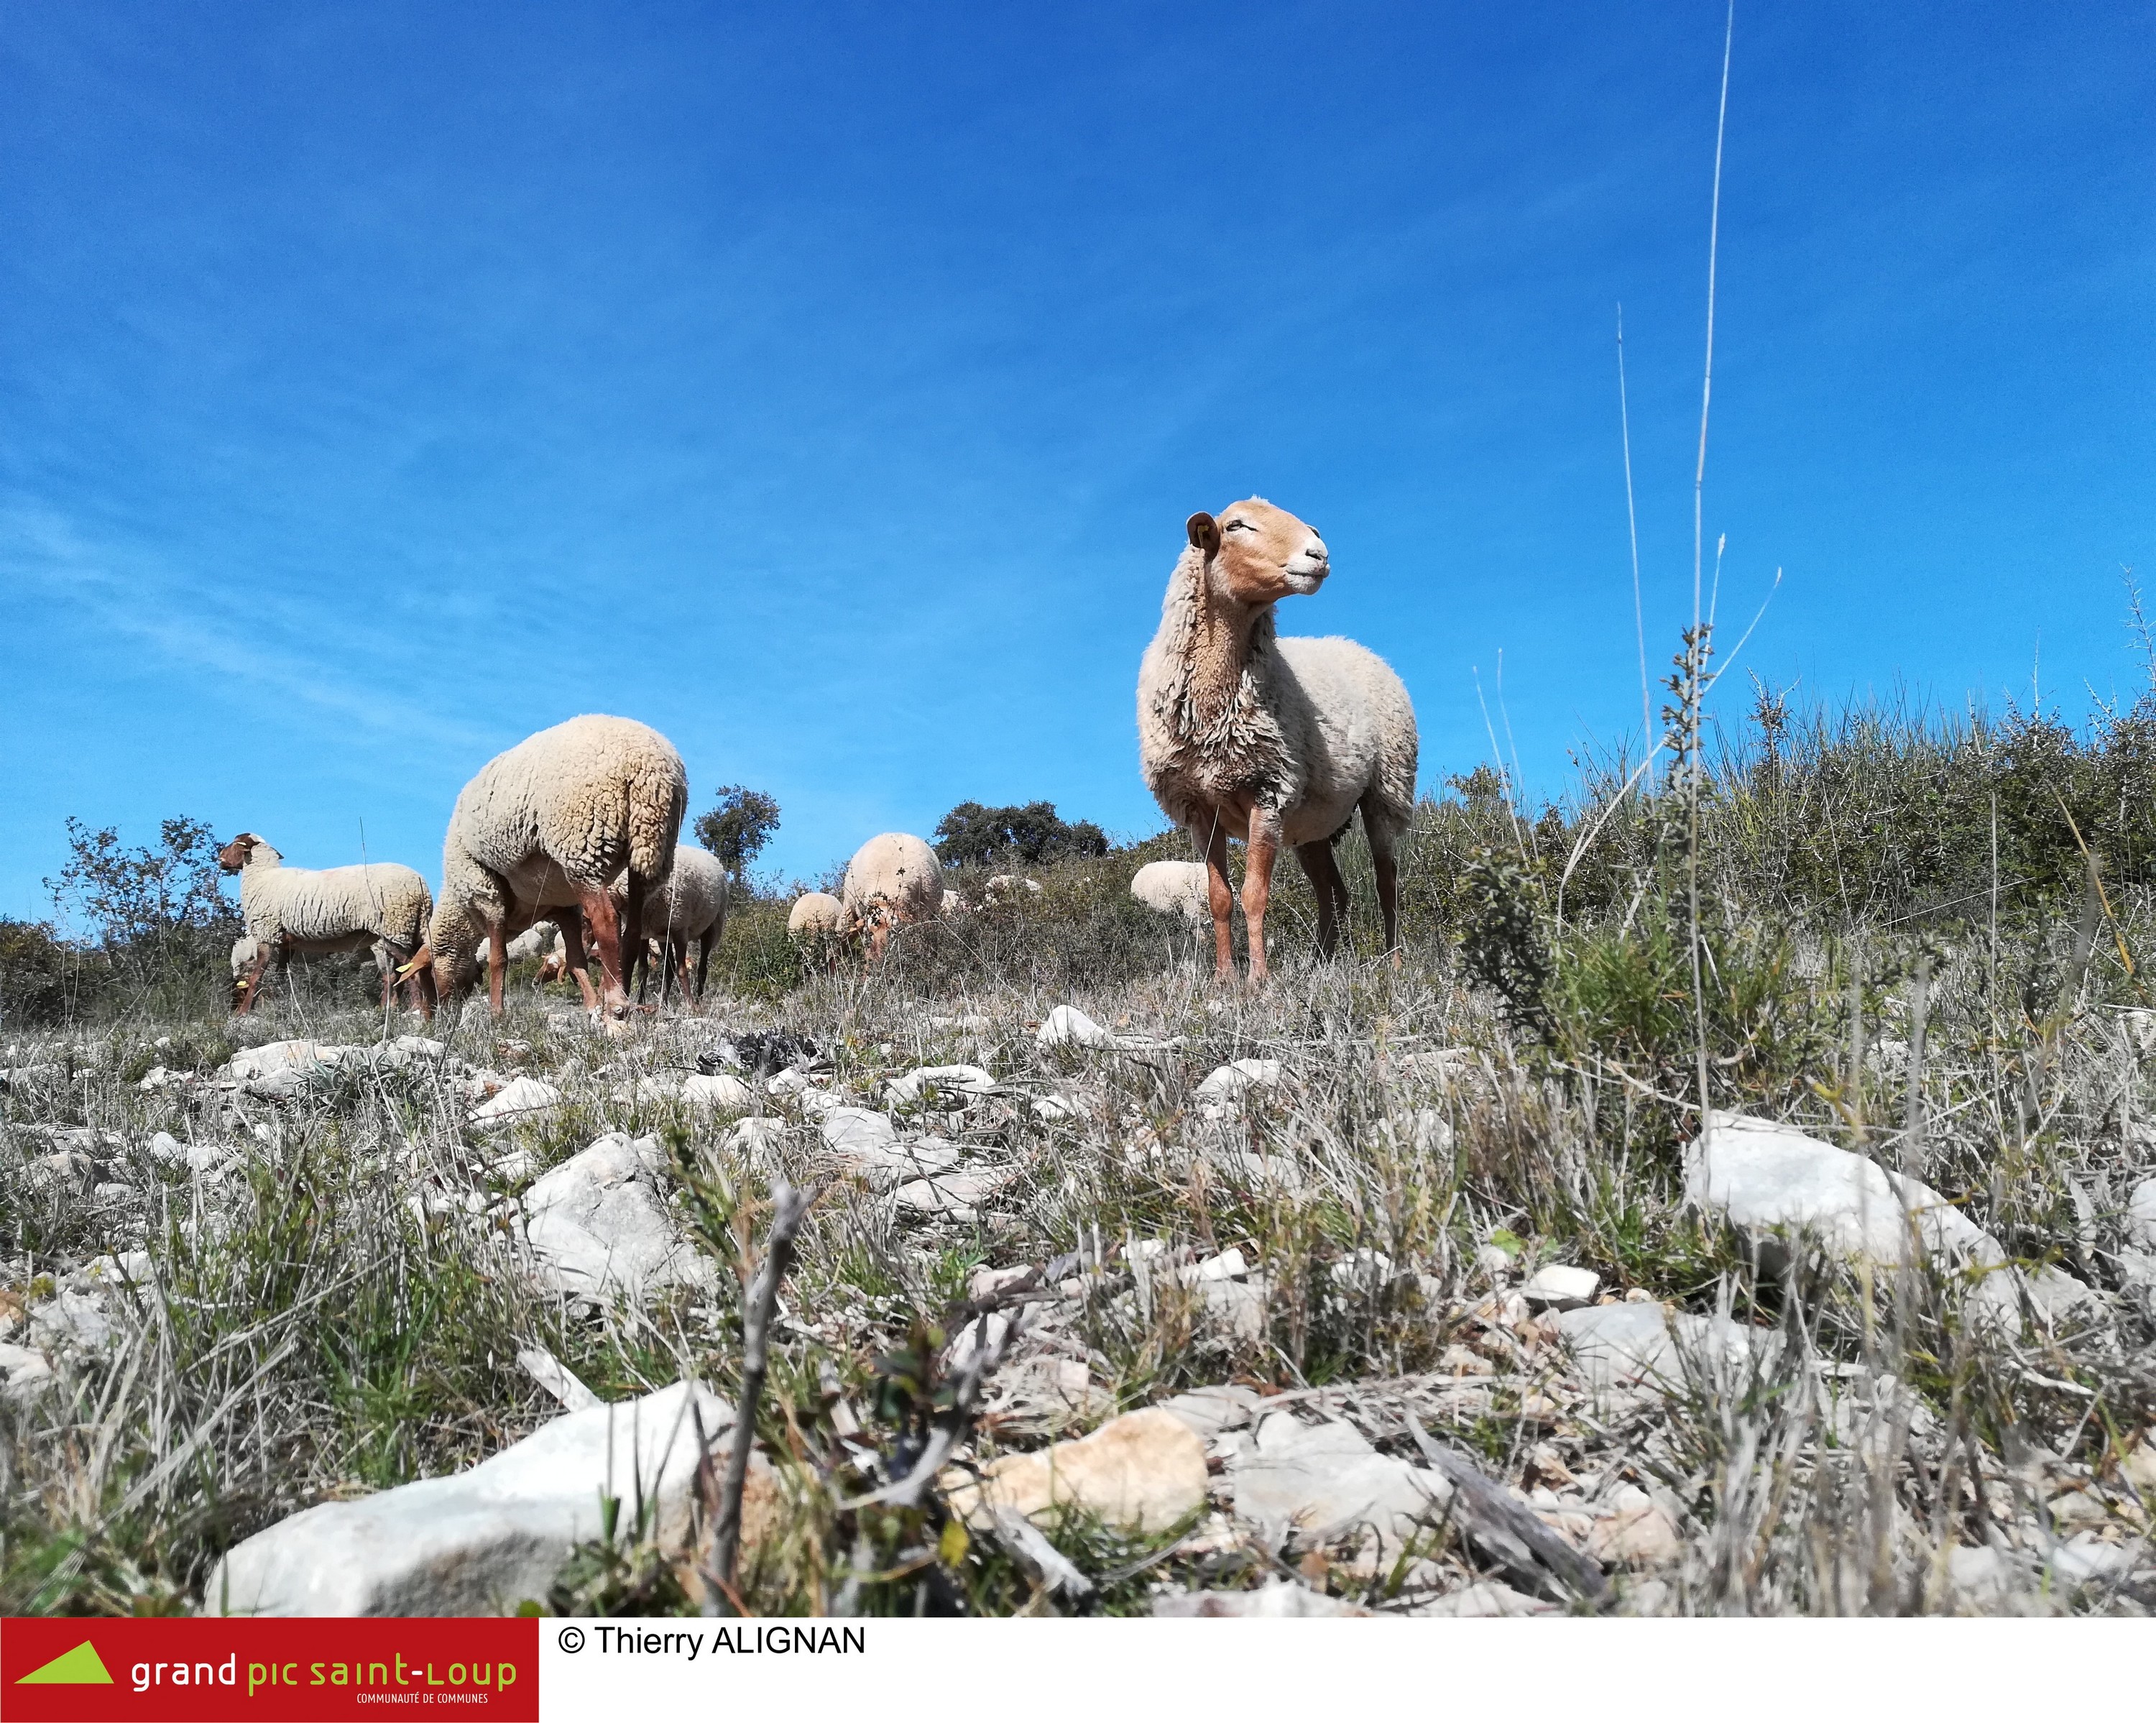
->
1, 685, 2152, 1617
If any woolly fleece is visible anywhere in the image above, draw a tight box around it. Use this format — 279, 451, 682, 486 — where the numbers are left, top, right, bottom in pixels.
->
1130, 859, 1220, 922
227, 840, 433, 958
840, 833, 944, 937
617, 842, 729, 946
1136, 510, 1416, 852
430, 715, 687, 985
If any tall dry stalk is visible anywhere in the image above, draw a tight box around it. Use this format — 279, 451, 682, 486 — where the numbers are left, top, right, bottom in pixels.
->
1685, 0, 1737, 1128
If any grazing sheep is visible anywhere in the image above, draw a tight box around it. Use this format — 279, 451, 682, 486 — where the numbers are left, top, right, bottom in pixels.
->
981, 874, 1043, 907
216, 835, 435, 1015
503, 922, 559, 965
840, 833, 943, 960
1130, 859, 1222, 924
614, 844, 729, 1004
229, 936, 259, 1006
1136, 499, 1417, 981
495, 921, 572, 983
418, 715, 688, 1020
788, 892, 843, 939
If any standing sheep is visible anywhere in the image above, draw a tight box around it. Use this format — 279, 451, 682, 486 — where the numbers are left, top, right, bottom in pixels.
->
216, 836, 436, 1014
839, 833, 943, 960
417, 715, 688, 1020
1136, 499, 1417, 981
614, 843, 729, 1004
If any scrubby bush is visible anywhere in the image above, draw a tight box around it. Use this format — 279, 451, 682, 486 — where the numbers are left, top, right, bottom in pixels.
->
932, 800, 1107, 869
0, 919, 82, 1029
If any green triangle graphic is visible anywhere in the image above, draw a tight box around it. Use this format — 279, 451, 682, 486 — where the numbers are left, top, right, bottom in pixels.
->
17, 1640, 114, 1685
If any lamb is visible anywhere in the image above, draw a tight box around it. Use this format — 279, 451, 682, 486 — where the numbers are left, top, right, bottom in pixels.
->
216, 835, 436, 1014
612, 842, 729, 1003
415, 715, 688, 1020
839, 833, 943, 960
1136, 498, 1417, 981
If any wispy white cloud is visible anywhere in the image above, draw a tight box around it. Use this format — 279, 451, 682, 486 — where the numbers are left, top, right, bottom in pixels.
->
1, 499, 499, 765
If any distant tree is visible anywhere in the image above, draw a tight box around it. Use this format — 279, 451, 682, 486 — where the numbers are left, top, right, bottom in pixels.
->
694, 785, 782, 878
43, 816, 239, 996
45, 817, 236, 949
932, 801, 1109, 868
1447, 766, 1511, 815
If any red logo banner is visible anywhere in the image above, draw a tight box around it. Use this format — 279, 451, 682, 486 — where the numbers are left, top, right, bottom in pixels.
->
0, 1619, 538, 1723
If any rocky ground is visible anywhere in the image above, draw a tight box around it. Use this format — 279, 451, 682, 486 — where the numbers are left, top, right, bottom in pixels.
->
2, 959, 2152, 1617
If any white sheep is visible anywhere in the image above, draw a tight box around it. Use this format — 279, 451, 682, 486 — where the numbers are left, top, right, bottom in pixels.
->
420, 715, 688, 1020
613, 842, 729, 1003
980, 873, 1043, 907
503, 922, 562, 966
1130, 859, 1222, 923
1136, 498, 1417, 980
839, 833, 943, 960
216, 835, 436, 1014
787, 892, 842, 939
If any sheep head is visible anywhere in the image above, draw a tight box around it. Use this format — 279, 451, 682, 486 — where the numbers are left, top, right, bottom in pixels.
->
1185, 498, 1330, 609
216, 832, 276, 873
421, 901, 486, 995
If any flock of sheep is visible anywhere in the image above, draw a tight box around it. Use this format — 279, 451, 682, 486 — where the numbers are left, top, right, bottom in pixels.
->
215, 497, 1418, 1018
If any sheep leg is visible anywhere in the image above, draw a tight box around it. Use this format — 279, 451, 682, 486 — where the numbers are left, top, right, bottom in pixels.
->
671, 937, 696, 1008
487, 919, 510, 1017
620, 874, 648, 1010
234, 941, 275, 1016
376, 941, 410, 1011
1242, 808, 1282, 984
1296, 841, 1350, 960
1364, 805, 1404, 967
576, 884, 630, 1016
1201, 822, 1237, 980
551, 905, 601, 1011
691, 934, 711, 1003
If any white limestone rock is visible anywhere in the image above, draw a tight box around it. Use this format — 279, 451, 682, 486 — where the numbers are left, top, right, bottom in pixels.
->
2127, 1179, 2156, 1252
680, 1072, 755, 1113
519, 1133, 714, 1301
1519, 1264, 1600, 1310
469, 1075, 563, 1131
1194, 1059, 1283, 1103
1229, 1412, 1448, 1553
207, 1381, 734, 1615
1685, 1112, 2097, 1328
885, 1065, 999, 1106
1037, 1005, 1115, 1049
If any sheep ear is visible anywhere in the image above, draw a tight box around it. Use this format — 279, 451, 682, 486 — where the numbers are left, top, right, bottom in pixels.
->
1186, 513, 1220, 554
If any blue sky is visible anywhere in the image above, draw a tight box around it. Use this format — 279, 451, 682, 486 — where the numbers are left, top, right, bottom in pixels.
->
3, 2, 2149, 918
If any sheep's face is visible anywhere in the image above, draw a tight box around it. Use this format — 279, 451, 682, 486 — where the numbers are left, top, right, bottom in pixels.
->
1187, 498, 1330, 609
216, 833, 263, 873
